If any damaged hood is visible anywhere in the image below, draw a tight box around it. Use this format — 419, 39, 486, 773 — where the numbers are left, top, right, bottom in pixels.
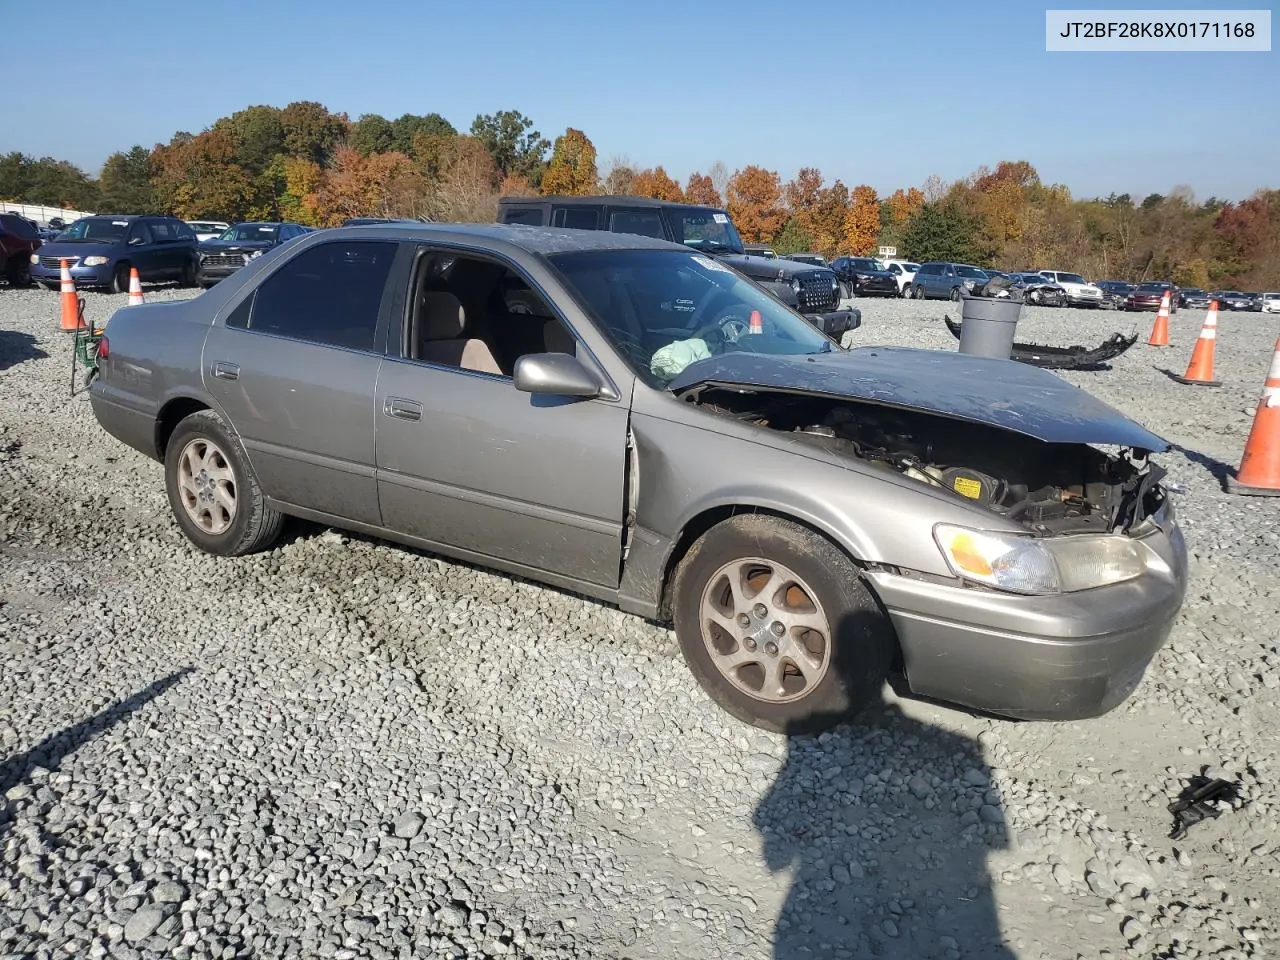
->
670, 346, 1169, 452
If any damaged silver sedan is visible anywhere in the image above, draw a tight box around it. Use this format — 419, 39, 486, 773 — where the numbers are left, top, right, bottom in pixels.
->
89, 225, 1187, 732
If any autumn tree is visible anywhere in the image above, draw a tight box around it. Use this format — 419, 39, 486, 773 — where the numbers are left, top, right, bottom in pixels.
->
390, 113, 455, 154
725, 165, 786, 242
685, 172, 721, 207
151, 130, 255, 219
843, 185, 881, 255
470, 110, 550, 181
279, 101, 347, 164
426, 136, 501, 221
630, 166, 683, 201
212, 105, 285, 174
600, 156, 636, 195
98, 146, 157, 213
885, 187, 924, 227
540, 129, 598, 196
348, 114, 396, 156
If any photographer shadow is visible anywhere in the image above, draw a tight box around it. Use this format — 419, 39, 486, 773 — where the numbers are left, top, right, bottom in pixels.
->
754, 608, 1016, 959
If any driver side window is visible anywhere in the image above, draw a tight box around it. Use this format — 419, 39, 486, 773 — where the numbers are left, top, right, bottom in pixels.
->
128, 223, 153, 246
406, 251, 579, 378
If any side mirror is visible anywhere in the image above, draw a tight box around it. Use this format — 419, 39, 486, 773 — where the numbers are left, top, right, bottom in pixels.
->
513, 353, 602, 398
129, 236, 145, 246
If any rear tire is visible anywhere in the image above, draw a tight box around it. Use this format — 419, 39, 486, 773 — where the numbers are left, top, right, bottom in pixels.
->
671, 514, 894, 734
913, 284, 924, 300
164, 410, 285, 557
178, 258, 197, 288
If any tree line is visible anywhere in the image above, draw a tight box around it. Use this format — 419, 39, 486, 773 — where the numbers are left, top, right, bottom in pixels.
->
2, 101, 1276, 288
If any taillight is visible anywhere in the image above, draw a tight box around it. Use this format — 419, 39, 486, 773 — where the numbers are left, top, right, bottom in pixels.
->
96, 335, 109, 360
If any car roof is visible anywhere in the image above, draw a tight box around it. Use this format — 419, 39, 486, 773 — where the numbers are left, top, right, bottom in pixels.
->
499, 194, 727, 213
314, 221, 685, 255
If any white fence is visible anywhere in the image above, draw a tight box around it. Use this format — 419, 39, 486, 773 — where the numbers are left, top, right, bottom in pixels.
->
0, 202, 96, 225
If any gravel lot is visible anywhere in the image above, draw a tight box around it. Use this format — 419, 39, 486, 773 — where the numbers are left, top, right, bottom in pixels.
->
2, 282, 1279, 960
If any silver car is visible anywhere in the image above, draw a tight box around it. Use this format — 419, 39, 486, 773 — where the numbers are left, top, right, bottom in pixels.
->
89, 225, 1187, 732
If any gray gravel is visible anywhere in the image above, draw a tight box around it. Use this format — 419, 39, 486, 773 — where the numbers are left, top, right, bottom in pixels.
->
2, 282, 1279, 959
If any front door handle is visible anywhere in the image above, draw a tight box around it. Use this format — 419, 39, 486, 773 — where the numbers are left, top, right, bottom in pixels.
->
383, 397, 422, 422
212, 361, 240, 381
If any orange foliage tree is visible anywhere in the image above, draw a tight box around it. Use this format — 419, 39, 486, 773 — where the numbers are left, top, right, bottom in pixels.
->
150, 130, 256, 220
726, 165, 787, 242
685, 172, 721, 206
784, 168, 848, 257
844, 185, 881, 254
540, 128, 598, 196
630, 166, 683, 201
885, 187, 924, 227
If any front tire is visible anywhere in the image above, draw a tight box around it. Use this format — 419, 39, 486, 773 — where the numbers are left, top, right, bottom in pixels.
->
949, 286, 962, 302
672, 514, 894, 734
179, 258, 198, 288
164, 410, 284, 557
913, 284, 924, 300
110, 263, 131, 294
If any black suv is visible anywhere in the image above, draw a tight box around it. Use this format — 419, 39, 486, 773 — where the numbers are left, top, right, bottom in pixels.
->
496, 196, 860, 338
830, 256, 899, 297
197, 221, 313, 286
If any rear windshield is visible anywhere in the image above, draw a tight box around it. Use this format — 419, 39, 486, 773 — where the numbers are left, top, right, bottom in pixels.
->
60, 218, 130, 241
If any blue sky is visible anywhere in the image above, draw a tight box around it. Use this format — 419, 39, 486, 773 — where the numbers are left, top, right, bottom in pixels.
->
5, 0, 1276, 200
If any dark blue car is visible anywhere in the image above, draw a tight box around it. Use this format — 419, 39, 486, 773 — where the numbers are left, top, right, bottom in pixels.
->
30, 214, 200, 292
197, 221, 313, 286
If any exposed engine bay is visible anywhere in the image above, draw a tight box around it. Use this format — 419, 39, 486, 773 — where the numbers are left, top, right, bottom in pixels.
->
690, 390, 1167, 535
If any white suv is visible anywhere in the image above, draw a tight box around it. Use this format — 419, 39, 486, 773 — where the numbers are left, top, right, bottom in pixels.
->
1262, 292, 1280, 314
186, 220, 230, 243
879, 259, 920, 296
1037, 270, 1104, 308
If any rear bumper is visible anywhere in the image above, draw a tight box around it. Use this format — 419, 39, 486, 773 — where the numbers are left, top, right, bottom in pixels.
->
865, 510, 1187, 720
805, 308, 862, 338
89, 386, 160, 461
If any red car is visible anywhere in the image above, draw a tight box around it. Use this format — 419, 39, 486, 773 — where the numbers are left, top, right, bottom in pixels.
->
1124, 282, 1179, 313
0, 212, 42, 287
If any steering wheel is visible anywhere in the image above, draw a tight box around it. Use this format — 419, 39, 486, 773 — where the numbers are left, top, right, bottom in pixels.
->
694, 312, 750, 347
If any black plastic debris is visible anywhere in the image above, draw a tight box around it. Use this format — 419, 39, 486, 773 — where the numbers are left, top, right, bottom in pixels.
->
942, 315, 1139, 370
1168, 776, 1240, 840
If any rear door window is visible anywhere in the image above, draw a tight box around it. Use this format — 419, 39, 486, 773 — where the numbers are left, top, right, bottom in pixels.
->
502, 207, 544, 226
552, 207, 601, 230
608, 209, 665, 239
149, 220, 173, 243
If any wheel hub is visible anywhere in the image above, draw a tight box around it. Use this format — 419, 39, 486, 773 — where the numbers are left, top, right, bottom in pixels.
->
699, 557, 832, 704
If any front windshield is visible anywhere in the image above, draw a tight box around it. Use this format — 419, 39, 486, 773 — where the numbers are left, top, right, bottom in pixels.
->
549, 249, 831, 389
219, 224, 279, 242
59, 218, 129, 241
669, 209, 744, 254
956, 266, 987, 279
1057, 272, 1087, 284
849, 259, 881, 271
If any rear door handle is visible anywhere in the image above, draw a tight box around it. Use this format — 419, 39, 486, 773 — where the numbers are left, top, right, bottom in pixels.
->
383, 397, 422, 422
212, 361, 240, 381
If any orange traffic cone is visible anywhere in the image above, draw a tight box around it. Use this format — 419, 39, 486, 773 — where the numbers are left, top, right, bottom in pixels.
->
1147, 290, 1172, 346
127, 267, 144, 306
58, 258, 85, 332
1172, 301, 1221, 386
1227, 336, 1280, 497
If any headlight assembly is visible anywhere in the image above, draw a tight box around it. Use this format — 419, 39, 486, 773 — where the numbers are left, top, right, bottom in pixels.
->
82, 256, 110, 266
933, 524, 1145, 595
